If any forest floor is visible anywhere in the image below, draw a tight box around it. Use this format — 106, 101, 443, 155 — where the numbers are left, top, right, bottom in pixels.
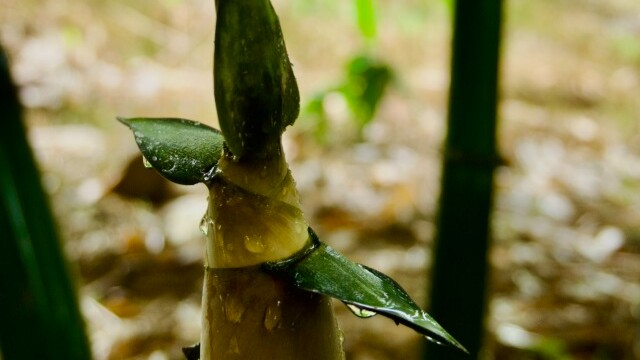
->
2, 0, 640, 359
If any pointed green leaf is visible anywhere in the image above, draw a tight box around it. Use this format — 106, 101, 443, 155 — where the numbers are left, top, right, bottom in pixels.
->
118, 117, 224, 185
214, 0, 300, 159
264, 228, 468, 354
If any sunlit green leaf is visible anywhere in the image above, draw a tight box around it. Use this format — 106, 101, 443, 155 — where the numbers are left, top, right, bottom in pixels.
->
355, 0, 377, 40
118, 117, 224, 185
264, 228, 468, 354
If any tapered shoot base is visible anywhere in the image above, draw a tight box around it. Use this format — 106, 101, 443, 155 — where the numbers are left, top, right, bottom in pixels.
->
201, 266, 344, 360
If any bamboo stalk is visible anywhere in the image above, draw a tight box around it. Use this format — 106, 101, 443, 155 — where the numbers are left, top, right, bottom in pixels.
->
424, 0, 503, 359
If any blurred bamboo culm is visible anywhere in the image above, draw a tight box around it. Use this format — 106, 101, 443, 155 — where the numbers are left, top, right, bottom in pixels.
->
0, 47, 92, 360
424, 0, 503, 359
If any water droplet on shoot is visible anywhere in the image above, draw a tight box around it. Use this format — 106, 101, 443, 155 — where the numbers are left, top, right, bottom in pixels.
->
228, 336, 240, 354
199, 213, 209, 236
224, 296, 245, 323
345, 304, 377, 318
263, 302, 281, 331
142, 156, 153, 169
424, 335, 446, 346
244, 235, 266, 254
259, 165, 269, 179
203, 166, 217, 182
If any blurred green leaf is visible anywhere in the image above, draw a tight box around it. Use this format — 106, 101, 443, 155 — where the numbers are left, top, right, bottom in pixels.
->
355, 0, 376, 40
341, 55, 392, 127
118, 117, 224, 185
531, 338, 572, 360
265, 228, 468, 354
442, 0, 454, 16
301, 55, 392, 140
301, 95, 330, 142
0, 46, 92, 360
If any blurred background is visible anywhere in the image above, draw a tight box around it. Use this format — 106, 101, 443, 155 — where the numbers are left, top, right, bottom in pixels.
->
1, 0, 640, 359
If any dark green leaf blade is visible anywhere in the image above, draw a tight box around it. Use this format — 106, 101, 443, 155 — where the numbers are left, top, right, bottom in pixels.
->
118, 117, 224, 185
265, 229, 468, 354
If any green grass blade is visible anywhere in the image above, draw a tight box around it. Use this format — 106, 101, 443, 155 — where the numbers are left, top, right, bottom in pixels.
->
0, 47, 92, 360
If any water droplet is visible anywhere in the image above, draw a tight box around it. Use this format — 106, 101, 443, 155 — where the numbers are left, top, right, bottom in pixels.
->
263, 302, 281, 331
345, 304, 377, 318
338, 329, 345, 347
142, 156, 153, 169
199, 213, 209, 236
424, 335, 446, 346
228, 336, 240, 354
224, 296, 245, 323
244, 235, 266, 254
203, 166, 218, 182
259, 165, 269, 179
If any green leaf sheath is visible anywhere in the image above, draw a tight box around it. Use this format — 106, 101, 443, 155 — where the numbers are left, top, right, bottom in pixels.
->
214, 0, 300, 160
264, 229, 468, 354
118, 117, 224, 185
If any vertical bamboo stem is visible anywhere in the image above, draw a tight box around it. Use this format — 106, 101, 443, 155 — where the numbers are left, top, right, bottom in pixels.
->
424, 0, 503, 359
